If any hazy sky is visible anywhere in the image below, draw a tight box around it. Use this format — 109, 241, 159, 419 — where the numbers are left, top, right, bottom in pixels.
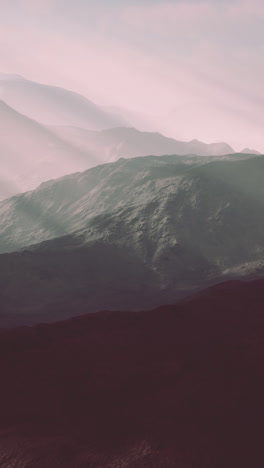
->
1, 0, 264, 151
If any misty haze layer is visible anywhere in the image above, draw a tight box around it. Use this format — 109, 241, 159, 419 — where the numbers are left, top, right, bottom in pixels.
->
0, 1, 263, 151
0, 74, 248, 199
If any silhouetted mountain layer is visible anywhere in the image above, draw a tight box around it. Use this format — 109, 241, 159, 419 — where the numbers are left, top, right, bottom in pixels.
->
0, 73, 125, 129
0, 278, 264, 467
0, 88, 240, 199
0, 154, 264, 324
241, 147, 261, 155
0, 240, 161, 327
50, 126, 235, 160
0, 100, 102, 199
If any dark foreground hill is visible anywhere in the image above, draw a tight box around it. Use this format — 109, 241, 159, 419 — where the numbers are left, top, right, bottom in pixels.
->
0, 278, 264, 467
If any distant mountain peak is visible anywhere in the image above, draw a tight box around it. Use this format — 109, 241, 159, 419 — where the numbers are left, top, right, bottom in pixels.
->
0, 75, 127, 129
241, 147, 261, 155
0, 72, 25, 81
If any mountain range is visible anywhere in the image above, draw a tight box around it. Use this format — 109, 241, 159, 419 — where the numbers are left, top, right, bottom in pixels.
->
0, 99, 96, 199
2, 73, 261, 200
0, 71, 264, 466
0, 73, 125, 129
0, 153, 264, 326
0, 100, 238, 200
49, 125, 235, 161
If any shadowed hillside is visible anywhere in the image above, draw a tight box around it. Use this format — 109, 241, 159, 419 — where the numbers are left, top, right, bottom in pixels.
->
0, 155, 264, 325
0, 279, 264, 466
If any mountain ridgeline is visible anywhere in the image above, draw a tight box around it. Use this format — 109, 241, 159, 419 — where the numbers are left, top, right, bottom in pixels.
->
0, 99, 98, 199
0, 73, 263, 326
49, 126, 235, 161
0, 72, 264, 466
0, 73, 125, 129
0, 154, 264, 326
0, 105, 238, 200
0, 73, 251, 200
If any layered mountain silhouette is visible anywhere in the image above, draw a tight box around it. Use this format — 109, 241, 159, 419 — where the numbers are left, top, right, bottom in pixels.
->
241, 147, 261, 155
0, 75, 243, 199
0, 69, 263, 468
0, 73, 125, 129
0, 278, 264, 466
0, 99, 102, 199
50, 126, 235, 161
1, 67, 263, 468
0, 154, 264, 325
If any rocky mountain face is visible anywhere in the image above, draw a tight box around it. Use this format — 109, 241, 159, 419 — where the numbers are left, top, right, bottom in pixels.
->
0, 153, 259, 253
0, 278, 264, 467
0, 154, 264, 325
